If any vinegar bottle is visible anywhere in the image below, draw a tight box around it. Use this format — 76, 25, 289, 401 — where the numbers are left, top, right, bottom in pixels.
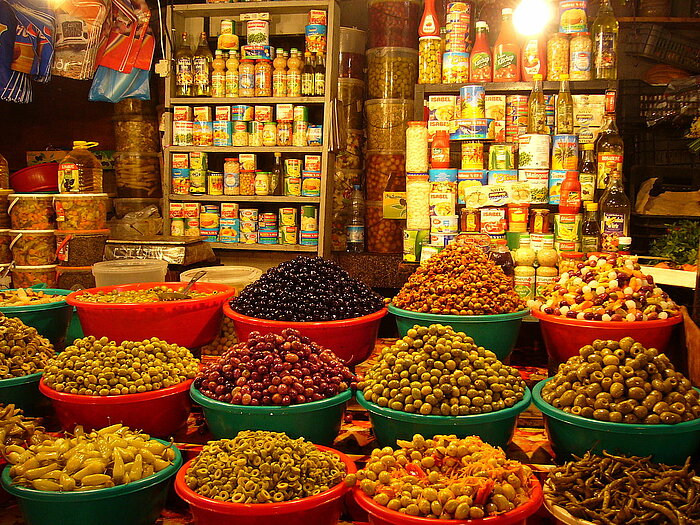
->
493, 8, 520, 82
469, 21, 492, 82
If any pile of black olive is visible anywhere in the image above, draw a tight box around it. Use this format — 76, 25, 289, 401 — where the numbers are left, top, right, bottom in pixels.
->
229, 256, 384, 322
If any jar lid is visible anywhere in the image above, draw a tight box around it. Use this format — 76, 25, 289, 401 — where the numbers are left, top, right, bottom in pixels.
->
54, 193, 109, 198
56, 266, 93, 273
12, 264, 57, 270
9, 229, 55, 234
560, 251, 584, 259
8, 193, 56, 198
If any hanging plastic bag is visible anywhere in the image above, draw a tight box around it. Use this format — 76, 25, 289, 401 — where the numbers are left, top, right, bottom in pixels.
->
96, 0, 153, 74
0, 0, 18, 98
88, 64, 150, 102
9, 0, 55, 83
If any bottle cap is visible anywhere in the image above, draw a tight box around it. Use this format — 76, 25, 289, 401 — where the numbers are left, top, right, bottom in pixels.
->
476, 21, 489, 29
586, 202, 598, 211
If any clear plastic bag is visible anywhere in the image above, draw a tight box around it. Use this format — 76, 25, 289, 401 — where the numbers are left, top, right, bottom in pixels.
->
88, 66, 151, 103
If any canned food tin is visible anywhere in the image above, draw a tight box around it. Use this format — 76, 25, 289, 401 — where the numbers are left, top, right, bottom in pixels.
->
233, 122, 249, 147
429, 192, 456, 217
221, 203, 239, 219
169, 202, 185, 219
403, 229, 430, 262
170, 218, 185, 236
193, 121, 214, 146
300, 205, 318, 231
240, 220, 258, 233
241, 231, 258, 244
279, 207, 297, 227
285, 159, 302, 177
461, 142, 484, 169
442, 52, 469, 84
172, 169, 190, 195
430, 232, 457, 247
488, 143, 516, 170
232, 105, 254, 121
189, 170, 206, 195
213, 121, 232, 146
518, 134, 551, 169
519, 169, 549, 204
184, 218, 200, 236
173, 121, 193, 146
305, 155, 322, 172
280, 225, 298, 244
207, 172, 224, 195
219, 218, 240, 243
460, 85, 486, 119
258, 230, 279, 244
551, 134, 579, 170
457, 170, 487, 204
431, 215, 459, 233
255, 106, 273, 122
293, 106, 309, 122
190, 151, 208, 171
285, 176, 301, 196
554, 213, 582, 242
429, 168, 458, 182
240, 208, 259, 221
487, 170, 518, 185
548, 170, 566, 204
172, 153, 189, 169
183, 202, 200, 218
480, 207, 507, 235
260, 212, 277, 223
305, 24, 326, 53
299, 230, 319, 245
247, 20, 270, 46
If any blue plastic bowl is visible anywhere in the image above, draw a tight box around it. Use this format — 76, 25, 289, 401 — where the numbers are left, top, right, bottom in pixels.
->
0, 372, 47, 416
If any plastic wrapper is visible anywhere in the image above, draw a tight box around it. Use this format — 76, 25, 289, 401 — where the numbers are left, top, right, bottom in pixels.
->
104, 237, 216, 266
89, 66, 151, 102
108, 204, 163, 238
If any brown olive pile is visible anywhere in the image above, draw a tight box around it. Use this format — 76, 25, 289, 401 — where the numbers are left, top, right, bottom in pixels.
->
43, 336, 199, 396
359, 324, 526, 415
542, 337, 700, 424
346, 434, 535, 519
393, 241, 525, 315
0, 315, 53, 378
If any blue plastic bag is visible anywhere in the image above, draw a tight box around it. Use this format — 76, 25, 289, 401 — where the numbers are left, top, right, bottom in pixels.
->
88, 65, 150, 103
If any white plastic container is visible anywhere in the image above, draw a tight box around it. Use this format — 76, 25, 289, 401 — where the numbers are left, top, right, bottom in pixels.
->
92, 259, 168, 287
180, 266, 262, 294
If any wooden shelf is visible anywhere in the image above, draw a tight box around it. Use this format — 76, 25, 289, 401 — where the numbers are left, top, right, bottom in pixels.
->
416, 80, 615, 95
619, 17, 700, 28
167, 146, 323, 153
173, 0, 333, 17
170, 194, 320, 203
208, 242, 317, 252
170, 96, 325, 105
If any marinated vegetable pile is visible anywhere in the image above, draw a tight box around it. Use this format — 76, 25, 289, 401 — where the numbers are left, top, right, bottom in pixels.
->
42, 336, 199, 396
184, 430, 346, 503
0, 315, 53, 378
0, 403, 45, 455
0, 288, 64, 307
359, 324, 526, 415
229, 256, 384, 322
546, 452, 700, 524
195, 329, 356, 405
542, 337, 700, 424
74, 286, 218, 304
347, 434, 536, 519
393, 242, 525, 315
529, 253, 680, 321
6, 423, 177, 491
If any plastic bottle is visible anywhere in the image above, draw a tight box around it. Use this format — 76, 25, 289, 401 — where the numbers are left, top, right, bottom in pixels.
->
513, 236, 536, 301
272, 48, 287, 97
469, 22, 492, 82
0, 153, 8, 188
521, 35, 546, 81
287, 49, 302, 97
347, 184, 365, 252
581, 201, 601, 253
211, 50, 226, 98
579, 143, 596, 201
493, 8, 520, 82
559, 171, 581, 214
58, 141, 103, 193
430, 130, 451, 168
419, 0, 440, 36
225, 50, 239, 98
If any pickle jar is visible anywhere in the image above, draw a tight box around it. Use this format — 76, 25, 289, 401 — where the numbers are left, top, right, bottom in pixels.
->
405, 121, 429, 172
277, 122, 292, 146
569, 32, 592, 81
547, 32, 569, 81
418, 37, 442, 84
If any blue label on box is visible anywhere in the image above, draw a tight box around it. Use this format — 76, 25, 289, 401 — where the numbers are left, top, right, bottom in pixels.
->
429, 168, 459, 183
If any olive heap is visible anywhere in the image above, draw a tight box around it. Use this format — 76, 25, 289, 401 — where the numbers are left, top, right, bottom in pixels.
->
42, 336, 199, 396
229, 256, 384, 322
184, 430, 346, 503
359, 324, 526, 415
75, 286, 217, 303
0, 315, 53, 379
393, 242, 525, 315
346, 434, 535, 519
194, 329, 356, 405
542, 337, 700, 424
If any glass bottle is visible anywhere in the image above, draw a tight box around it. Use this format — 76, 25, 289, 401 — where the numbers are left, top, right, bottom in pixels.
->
579, 143, 596, 201
225, 50, 239, 98
493, 8, 520, 82
581, 201, 601, 253
271, 152, 283, 195
347, 184, 365, 252
217, 19, 238, 51
211, 50, 226, 98
272, 48, 287, 97
301, 51, 315, 96
254, 59, 272, 97
174, 32, 194, 97
58, 141, 103, 193
192, 32, 213, 97
555, 74, 574, 134
489, 238, 515, 282
595, 90, 623, 200
599, 170, 630, 252
527, 74, 547, 134
314, 52, 325, 96
592, 0, 619, 80
469, 21, 492, 82
287, 49, 302, 97
239, 59, 255, 97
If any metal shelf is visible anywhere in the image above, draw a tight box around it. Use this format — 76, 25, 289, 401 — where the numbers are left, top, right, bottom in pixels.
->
167, 146, 323, 153
173, 0, 334, 17
170, 194, 320, 203
208, 242, 317, 252
170, 96, 325, 105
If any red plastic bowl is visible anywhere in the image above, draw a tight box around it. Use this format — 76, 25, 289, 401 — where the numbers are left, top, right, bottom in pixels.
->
10, 163, 59, 193
39, 377, 193, 437
175, 445, 357, 525
532, 309, 683, 364
224, 304, 388, 366
354, 476, 543, 525
67, 282, 236, 348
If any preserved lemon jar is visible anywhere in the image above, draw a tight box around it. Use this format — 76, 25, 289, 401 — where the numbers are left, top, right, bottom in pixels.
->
418, 37, 442, 84
569, 32, 592, 80
546, 32, 569, 81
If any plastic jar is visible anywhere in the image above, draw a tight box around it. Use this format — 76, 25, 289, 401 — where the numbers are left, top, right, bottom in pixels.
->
365, 99, 412, 151
569, 32, 592, 80
558, 251, 584, 273
405, 121, 429, 172
547, 33, 569, 80
55, 229, 109, 266
11, 264, 57, 288
535, 265, 558, 296
514, 264, 536, 300
114, 152, 162, 198
57, 266, 96, 290
9, 229, 56, 266
113, 116, 160, 152
367, 47, 418, 99
338, 79, 365, 130
0, 229, 9, 263
0, 189, 13, 228
366, 150, 405, 201
262, 122, 277, 146
53, 193, 108, 230
254, 59, 272, 97
368, 0, 420, 48
8, 194, 56, 230
406, 173, 431, 230
507, 203, 529, 232
367, 200, 403, 253
419, 37, 442, 84
339, 27, 367, 79
337, 129, 363, 169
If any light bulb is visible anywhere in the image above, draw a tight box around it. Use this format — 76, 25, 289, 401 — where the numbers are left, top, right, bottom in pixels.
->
513, 0, 553, 36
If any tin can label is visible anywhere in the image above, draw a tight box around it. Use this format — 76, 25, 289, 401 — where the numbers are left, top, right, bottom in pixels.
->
279, 207, 297, 227
171, 169, 190, 195
300, 206, 318, 231
280, 226, 298, 244
170, 218, 185, 236
285, 176, 301, 196
219, 218, 240, 243
189, 170, 206, 195
169, 202, 185, 219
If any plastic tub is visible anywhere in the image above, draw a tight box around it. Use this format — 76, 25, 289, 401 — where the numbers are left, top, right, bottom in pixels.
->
365, 99, 413, 151
532, 309, 683, 364
91, 259, 167, 287
532, 378, 700, 465
224, 305, 387, 366
191, 386, 351, 445
0, 189, 13, 228
8, 194, 56, 230
9, 163, 59, 193
67, 282, 235, 348
56, 229, 109, 266
57, 266, 96, 291
40, 377, 194, 437
1, 440, 182, 525
354, 475, 543, 525
367, 47, 418, 99
0, 288, 72, 348
175, 446, 356, 525
180, 266, 262, 295
338, 78, 366, 129
389, 304, 530, 360
368, 0, 420, 48
9, 230, 56, 266
0, 229, 10, 263
0, 372, 47, 416
53, 193, 108, 231
12, 265, 57, 289
356, 387, 531, 449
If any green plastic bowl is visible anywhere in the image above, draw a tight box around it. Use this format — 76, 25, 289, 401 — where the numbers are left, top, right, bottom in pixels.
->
356, 387, 531, 449
533, 378, 700, 465
0, 372, 48, 416
0, 439, 182, 525
388, 304, 530, 360
190, 386, 352, 445
0, 289, 73, 349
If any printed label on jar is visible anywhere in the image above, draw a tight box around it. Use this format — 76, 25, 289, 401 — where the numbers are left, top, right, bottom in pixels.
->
514, 274, 535, 300
535, 274, 557, 296
571, 51, 591, 72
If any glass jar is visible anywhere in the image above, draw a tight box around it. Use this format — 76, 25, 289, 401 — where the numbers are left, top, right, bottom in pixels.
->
255, 59, 272, 97
406, 173, 430, 230
262, 122, 277, 146
546, 32, 569, 81
569, 32, 592, 81
558, 251, 584, 274
277, 122, 292, 146
405, 121, 429, 172
418, 37, 442, 84
239, 59, 255, 97
529, 208, 551, 233
223, 158, 240, 196
249, 121, 263, 147
240, 171, 256, 196
255, 171, 270, 195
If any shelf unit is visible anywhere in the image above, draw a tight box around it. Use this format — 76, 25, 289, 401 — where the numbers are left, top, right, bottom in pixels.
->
164, 0, 339, 256
618, 16, 700, 28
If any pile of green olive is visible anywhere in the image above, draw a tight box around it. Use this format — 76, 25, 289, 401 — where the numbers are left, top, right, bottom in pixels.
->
184, 430, 346, 503
42, 336, 199, 396
0, 315, 53, 378
358, 324, 526, 415
74, 286, 217, 303
542, 337, 700, 424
